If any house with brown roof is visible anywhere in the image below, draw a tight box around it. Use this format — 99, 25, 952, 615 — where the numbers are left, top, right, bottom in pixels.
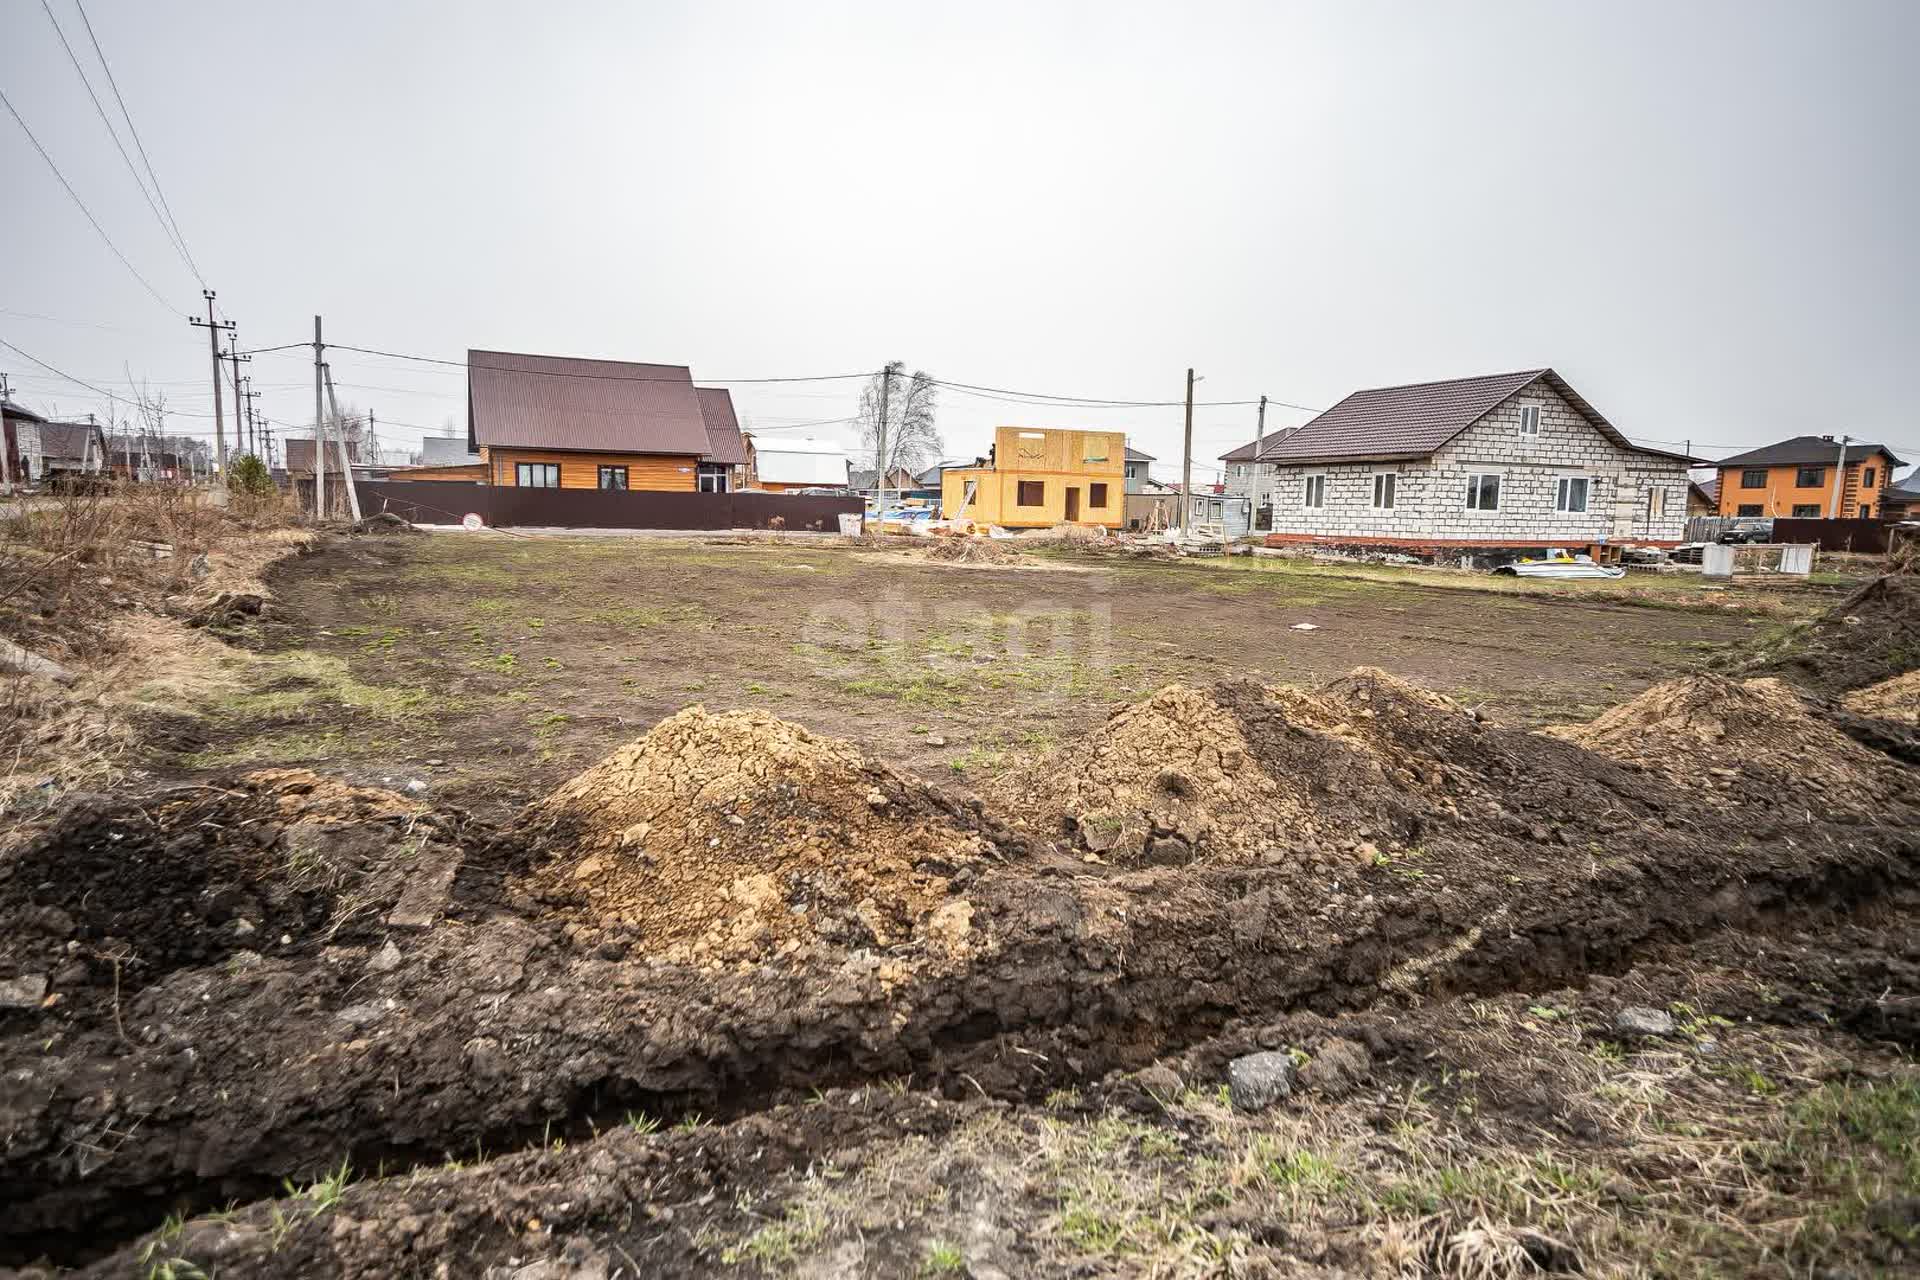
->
2, 399, 107, 486
1711, 436, 1904, 520
465, 350, 747, 492
1255, 369, 1697, 555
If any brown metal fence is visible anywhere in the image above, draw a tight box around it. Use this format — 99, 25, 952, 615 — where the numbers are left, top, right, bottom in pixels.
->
352, 481, 862, 532
1769, 518, 1890, 554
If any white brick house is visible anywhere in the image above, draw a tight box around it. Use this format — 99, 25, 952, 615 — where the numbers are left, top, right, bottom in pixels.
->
1243, 369, 1693, 554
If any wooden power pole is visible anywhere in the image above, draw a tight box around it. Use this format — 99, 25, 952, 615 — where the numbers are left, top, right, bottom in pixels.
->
312, 315, 326, 519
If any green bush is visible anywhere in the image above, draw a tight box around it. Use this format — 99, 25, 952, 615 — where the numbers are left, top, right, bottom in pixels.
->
226, 454, 274, 497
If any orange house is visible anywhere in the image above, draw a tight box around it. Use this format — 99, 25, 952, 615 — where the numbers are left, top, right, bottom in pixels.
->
466, 349, 746, 493
1714, 436, 1904, 520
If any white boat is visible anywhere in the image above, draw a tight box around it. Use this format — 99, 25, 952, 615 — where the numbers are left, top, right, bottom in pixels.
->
1492, 550, 1626, 580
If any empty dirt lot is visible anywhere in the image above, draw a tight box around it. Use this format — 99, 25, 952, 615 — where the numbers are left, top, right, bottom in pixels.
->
6, 528, 1915, 1279
180, 534, 1795, 813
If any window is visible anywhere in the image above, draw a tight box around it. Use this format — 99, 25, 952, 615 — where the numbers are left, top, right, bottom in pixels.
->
1555, 476, 1590, 513
1518, 405, 1541, 437
1860, 504, 1872, 518
1082, 437, 1109, 462
697, 463, 729, 493
1089, 482, 1109, 508
1795, 466, 1825, 487
1648, 487, 1667, 518
1864, 467, 1877, 486
1740, 468, 1767, 488
1791, 503, 1821, 517
1737, 504, 1764, 517
515, 462, 560, 487
1372, 473, 1396, 509
1016, 479, 1045, 506
1465, 472, 1501, 510
597, 465, 628, 490
1303, 474, 1326, 509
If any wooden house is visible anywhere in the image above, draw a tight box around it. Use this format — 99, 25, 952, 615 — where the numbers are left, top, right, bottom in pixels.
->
940, 426, 1126, 528
466, 349, 746, 491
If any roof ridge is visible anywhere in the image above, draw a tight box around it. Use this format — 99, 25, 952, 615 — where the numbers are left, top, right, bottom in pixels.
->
1342, 368, 1549, 397
467, 348, 692, 373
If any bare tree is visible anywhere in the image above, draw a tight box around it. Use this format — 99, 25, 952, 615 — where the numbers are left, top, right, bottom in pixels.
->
855, 362, 941, 503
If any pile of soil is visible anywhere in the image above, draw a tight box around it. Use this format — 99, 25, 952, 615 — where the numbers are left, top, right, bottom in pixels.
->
925, 537, 1020, 565
1548, 674, 1911, 814
1019, 672, 1478, 863
1752, 572, 1920, 695
524, 706, 997, 965
1843, 669, 1920, 725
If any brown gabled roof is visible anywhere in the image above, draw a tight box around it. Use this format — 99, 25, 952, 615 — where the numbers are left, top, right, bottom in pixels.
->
37, 421, 104, 462
1258, 369, 1689, 466
1714, 435, 1905, 470
466, 349, 711, 457
283, 437, 362, 475
694, 387, 747, 465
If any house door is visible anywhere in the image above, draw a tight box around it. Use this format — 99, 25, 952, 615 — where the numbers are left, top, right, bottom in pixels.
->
1065, 487, 1081, 522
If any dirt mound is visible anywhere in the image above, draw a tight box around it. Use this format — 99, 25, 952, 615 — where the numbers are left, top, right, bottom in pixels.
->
1549, 674, 1910, 813
1751, 572, 1920, 695
1021, 677, 1452, 863
0, 771, 449, 1022
925, 537, 1020, 565
1842, 669, 1920, 725
524, 706, 995, 964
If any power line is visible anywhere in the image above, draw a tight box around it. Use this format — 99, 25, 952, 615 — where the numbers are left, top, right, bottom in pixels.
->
0, 335, 220, 418
39, 0, 199, 288
0, 87, 177, 313
70, 0, 203, 285
236, 341, 311, 356
328, 343, 876, 385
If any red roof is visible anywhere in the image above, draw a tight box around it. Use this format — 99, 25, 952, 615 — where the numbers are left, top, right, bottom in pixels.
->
467, 349, 711, 457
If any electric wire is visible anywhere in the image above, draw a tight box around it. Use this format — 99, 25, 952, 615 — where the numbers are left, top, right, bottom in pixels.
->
0, 87, 177, 313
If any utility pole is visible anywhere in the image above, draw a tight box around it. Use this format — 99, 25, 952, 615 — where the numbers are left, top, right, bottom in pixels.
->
321, 362, 363, 522
873, 364, 893, 524
224, 339, 251, 463
1828, 434, 1850, 518
1253, 394, 1267, 524
0, 372, 14, 495
241, 378, 261, 457
187, 290, 235, 475
1179, 368, 1196, 532
313, 315, 326, 519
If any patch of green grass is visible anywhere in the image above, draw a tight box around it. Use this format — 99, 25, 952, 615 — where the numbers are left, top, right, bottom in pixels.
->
921, 1240, 966, 1274
722, 1204, 826, 1266
208, 651, 431, 721
584, 602, 708, 629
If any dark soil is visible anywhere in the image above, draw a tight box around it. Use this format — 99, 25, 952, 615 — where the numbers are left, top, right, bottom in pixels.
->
2, 671, 1914, 1268
1754, 572, 1920, 694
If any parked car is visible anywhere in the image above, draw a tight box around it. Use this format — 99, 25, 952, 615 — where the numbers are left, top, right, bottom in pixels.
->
1716, 519, 1774, 545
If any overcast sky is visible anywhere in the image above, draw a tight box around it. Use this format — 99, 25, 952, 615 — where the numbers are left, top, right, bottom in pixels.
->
3, 1, 1915, 478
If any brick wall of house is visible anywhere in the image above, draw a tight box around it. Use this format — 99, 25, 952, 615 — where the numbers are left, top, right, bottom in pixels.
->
1263, 382, 1691, 545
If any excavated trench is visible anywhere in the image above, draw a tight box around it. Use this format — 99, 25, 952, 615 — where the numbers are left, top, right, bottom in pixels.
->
3, 670, 1917, 1265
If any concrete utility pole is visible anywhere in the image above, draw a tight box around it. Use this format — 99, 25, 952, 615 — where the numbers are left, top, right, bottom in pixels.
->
1829, 435, 1850, 518
188, 290, 235, 475
873, 364, 893, 524
1253, 394, 1267, 521
0, 372, 14, 495
224, 340, 250, 460
1179, 367, 1196, 532
313, 315, 326, 519
322, 362, 363, 522
241, 378, 261, 457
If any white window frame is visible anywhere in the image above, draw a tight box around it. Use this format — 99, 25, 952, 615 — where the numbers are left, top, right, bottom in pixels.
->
1371, 472, 1397, 509
1554, 475, 1591, 514
1302, 473, 1326, 510
1464, 471, 1501, 511
1517, 405, 1541, 437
